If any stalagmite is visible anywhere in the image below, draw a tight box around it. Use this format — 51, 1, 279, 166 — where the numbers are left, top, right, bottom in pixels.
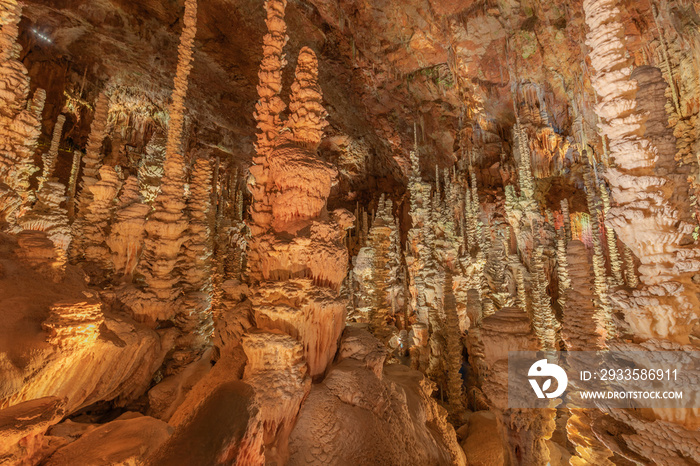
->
18, 181, 71, 274
583, 0, 700, 462
179, 157, 214, 348
0, 0, 45, 227
8, 0, 700, 463
623, 244, 638, 288
530, 246, 559, 350
287, 47, 328, 146
443, 270, 464, 420
138, 132, 167, 204
127, 0, 196, 323
584, 0, 700, 342
560, 199, 572, 242
353, 195, 400, 341
38, 115, 65, 190
480, 306, 556, 465
106, 176, 150, 278
74, 166, 121, 269
582, 162, 615, 339
247, 0, 288, 243
76, 92, 109, 215
66, 150, 81, 221
598, 180, 623, 286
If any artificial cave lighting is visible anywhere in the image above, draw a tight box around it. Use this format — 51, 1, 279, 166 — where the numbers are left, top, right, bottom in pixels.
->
2, 0, 700, 464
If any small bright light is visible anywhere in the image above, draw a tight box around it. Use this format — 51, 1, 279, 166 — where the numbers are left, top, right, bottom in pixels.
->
31, 28, 53, 44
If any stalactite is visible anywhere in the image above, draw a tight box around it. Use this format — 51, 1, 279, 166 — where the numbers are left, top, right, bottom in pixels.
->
39, 115, 66, 191
106, 176, 150, 278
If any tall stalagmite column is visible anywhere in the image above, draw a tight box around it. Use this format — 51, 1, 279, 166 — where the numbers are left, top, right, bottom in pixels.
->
39, 115, 66, 191
0, 0, 45, 227
179, 157, 215, 347
77, 92, 110, 209
247, 0, 288, 256
584, 0, 700, 343
584, 0, 700, 463
240, 36, 353, 462
130, 0, 197, 323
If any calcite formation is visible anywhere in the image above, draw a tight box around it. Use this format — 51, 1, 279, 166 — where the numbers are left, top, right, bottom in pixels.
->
480, 306, 556, 465
106, 176, 150, 278
75, 92, 110, 215
138, 132, 167, 204
585, 0, 700, 343
0, 0, 44, 227
352, 195, 401, 341
4, 0, 700, 463
128, 0, 197, 323
247, 0, 288, 243
18, 180, 71, 273
179, 157, 215, 346
38, 115, 65, 191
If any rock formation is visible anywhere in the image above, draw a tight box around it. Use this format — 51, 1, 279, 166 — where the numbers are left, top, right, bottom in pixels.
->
106, 176, 150, 278
179, 157, 215, 348
585, 0, 700, 343
127, 0, 196, 323
3, 0, 700, 463
138, 132, 167, 205
38, 115, 65, 191
0, 0, 45, 228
